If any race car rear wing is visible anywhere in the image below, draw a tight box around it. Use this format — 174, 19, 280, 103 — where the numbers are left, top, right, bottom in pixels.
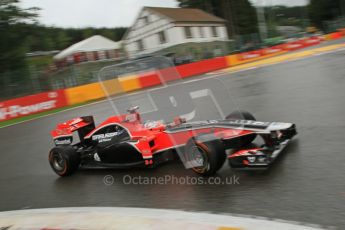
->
51, 116, 95, 146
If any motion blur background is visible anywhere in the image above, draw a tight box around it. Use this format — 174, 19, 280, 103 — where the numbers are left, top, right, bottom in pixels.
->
1, 1, 345, 228
1, 0, 344, 101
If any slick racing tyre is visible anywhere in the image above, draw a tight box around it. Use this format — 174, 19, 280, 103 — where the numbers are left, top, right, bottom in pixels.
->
185, 135, 226, 176
226, 110, 257, 147
49, 146, 80, 176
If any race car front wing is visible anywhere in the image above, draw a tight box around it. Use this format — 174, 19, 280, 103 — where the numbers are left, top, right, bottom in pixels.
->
228, 124, 297, 169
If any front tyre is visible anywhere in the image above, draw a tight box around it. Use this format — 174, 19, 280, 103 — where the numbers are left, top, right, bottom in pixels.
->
226, 110, 256, 121
185, 136, 226, 176
49, 146, 80, 176
226, 110, 257, 147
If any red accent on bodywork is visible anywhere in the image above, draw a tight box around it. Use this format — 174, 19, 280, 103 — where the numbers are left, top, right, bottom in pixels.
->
87, 114, 255, 158
53, 110, 258, 162
51, 117, 93, 139
229, 148, 262, 158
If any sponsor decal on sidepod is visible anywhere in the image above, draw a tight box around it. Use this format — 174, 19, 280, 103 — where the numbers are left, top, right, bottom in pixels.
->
92, 132, 119, 143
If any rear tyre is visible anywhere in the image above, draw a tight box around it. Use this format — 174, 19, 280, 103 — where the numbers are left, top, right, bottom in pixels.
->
49, 146, 80, 176
185, 135, 226, 176
226, 110, 257, 147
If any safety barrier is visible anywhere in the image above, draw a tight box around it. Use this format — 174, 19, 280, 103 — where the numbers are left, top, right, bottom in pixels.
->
138, 71, 162, 88
339, 28, 345, 36
136, 57, 228, 89
226, 45, 288, 66
176, 57, 228, 78
0, 90, 67, 122
324, 31, 343, 40
118, 74, 141, 92
226, 36, 323, 66
1, 33, 343, 122
65, 82, 105, 105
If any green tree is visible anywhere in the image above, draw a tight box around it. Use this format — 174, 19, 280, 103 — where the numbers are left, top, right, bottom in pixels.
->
231, 0, 258, 35
55, 31, 71, 50
177, 0, 258, 37
0, 0, 38, 72
308, 0, 345, 30
0, 0, 39, 98
82, 27, 94, 39
178, 0, 213, 11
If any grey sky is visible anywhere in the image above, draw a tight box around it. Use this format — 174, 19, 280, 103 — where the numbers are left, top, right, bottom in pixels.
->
20, 0, 308, 28
20, 0, 178, 28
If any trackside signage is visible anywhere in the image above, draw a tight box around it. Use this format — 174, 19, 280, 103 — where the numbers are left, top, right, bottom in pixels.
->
0, 90, 67, 121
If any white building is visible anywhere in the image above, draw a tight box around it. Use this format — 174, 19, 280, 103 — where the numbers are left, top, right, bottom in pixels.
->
123, 7, 229, 58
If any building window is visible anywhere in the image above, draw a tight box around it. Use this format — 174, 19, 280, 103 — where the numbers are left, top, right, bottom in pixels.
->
199, 27, 204, 38
211, 26, 218, 37
137, 39, 144, 51
158, 31, 167, 44
184, 27, 192, 38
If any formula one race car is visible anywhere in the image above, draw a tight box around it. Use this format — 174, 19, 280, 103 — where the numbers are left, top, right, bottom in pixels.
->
49, 106, 297, 177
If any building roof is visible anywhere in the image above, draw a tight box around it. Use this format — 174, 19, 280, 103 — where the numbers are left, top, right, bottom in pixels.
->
145, 7, 226, 23
54, 35, 121, 60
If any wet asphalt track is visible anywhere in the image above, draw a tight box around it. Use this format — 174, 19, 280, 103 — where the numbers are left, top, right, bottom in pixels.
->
1, 45, 345, 229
